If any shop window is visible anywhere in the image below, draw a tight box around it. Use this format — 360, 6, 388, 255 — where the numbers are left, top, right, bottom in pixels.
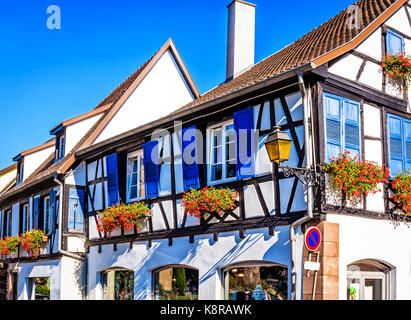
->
153, 266, 198, 300
102, 269, 134, 300
347, 259, 394, 300
223, 262, 288, 300
29, 277, 50, 300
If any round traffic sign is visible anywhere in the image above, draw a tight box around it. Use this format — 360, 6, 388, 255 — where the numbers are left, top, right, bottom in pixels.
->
305, 227, 321, 252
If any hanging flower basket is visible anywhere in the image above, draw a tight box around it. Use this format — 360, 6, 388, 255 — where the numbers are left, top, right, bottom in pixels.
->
181, 187, 237, 219
382, 52, 411, 90
0, 236, 20, 257
390, 170, 411, 217
321, 151, 389, 204
20, 229, 47, 259
97, 202, 151, 238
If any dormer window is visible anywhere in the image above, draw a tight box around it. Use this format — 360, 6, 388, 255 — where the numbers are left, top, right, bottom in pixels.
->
16, 159, 24, 185
56, 134, 65, 160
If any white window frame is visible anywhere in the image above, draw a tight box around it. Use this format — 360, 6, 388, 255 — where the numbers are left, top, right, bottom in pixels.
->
207, 120, 237, 186
126, 151, 145, 203
43, 196, 50, 233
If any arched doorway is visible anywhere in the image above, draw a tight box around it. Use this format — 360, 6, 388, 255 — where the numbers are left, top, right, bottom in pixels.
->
347, 259, 395, 300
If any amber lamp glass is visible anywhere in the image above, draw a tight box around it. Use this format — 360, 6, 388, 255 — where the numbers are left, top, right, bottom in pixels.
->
264, 126, 292, 163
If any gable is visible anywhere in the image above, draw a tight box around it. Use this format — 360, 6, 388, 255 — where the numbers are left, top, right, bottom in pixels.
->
94, 48, 196, 145
327, 3, 411, 100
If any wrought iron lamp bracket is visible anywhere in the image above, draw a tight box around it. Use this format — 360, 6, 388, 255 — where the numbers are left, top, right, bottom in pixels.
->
279, 165, 320, 189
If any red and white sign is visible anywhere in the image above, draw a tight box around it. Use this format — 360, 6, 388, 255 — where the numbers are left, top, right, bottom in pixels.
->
305, 227, 322, 252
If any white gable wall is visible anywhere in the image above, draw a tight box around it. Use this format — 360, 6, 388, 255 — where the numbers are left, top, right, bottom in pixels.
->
23, 146, 54, 182
65, 114, 103, 156
94, 49, 195, 145
0, 169, 16, 193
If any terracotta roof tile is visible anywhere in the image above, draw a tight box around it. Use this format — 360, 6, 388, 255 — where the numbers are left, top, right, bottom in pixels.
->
177, 0, 399, 111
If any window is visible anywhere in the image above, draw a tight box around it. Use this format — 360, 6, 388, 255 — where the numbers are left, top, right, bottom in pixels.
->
387, 114, 411, 177
29, 277, 50, 300
16, 160, 24, 185
21, 204, 29, 234
347, 260, 394, 300
3, 210, 11, 238
55, 134, 65, 161
207, 121, 237, 185
102, 269, 134, 300
68, 188, 84, 232
127, 152, 145, 202
323, 93, 361, 162
153, 266, 198, 300
386, 29, 404, 54
43, 196, 50, 234
223, 262, 288, 301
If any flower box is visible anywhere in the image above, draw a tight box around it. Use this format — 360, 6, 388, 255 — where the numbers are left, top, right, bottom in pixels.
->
181, 187, 237, 219
382, 52, 411, 90
321, 151, 389, 205
97, 202, 151, 238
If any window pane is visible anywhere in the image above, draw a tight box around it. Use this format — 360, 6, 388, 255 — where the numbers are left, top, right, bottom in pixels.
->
34, 278, 50, 301
225, 265, 288, 301
211, 164, 222, 181
114, 271, 134, 300
154, 267, 198, 300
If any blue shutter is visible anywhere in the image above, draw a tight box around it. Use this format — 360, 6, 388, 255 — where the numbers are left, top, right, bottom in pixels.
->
234, 108, 255, 179
32, 197, 40, 230
49, 191, 57, 235
143, 141, 160, 198
388, 114, 404, 177
344, 100, 361, 158
68, 188, 85, 231
182, 126, 200, 191
106, 154, 119, 206
386, 30, 404, 54
0, 211, 3, 238
405, 120, 411, 172
324, 95, 342, 162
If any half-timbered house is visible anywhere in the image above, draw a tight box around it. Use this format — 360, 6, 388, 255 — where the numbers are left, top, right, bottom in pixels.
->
0, 39, 198, 300
72, 0, 411, 301
2, 0, 411, 301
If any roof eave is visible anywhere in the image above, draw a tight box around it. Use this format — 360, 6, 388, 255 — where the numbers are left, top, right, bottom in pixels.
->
76, 62, 315, 160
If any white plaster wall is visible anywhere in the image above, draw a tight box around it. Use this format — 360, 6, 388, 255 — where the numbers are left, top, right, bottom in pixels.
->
87, 227, 292, 300
65, 114, 102, 155
326, 213, 411, 300
60, 256, 84, 300
328, 53, 363, 81
22, 146, 54, 181
94, 49, 195, 144
363, 104, 384, 213
356, 27, 382, 61
359, 61, 383, 91
16, 259, 61, 300
0, 169, 16, 193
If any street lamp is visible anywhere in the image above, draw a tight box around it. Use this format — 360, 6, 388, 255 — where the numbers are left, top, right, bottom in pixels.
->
264, 126, 318, 189
264, 126, 292, 164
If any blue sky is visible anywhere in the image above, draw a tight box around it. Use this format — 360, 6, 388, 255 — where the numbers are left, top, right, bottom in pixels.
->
0, 0, 355, 169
